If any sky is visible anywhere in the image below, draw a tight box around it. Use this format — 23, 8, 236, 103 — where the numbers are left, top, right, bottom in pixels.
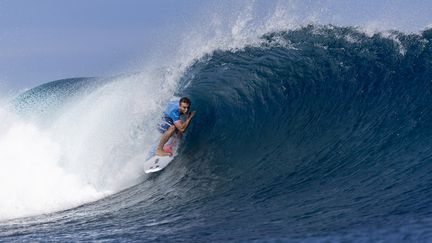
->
0, 0, 431, 93
0, 0, 206, 92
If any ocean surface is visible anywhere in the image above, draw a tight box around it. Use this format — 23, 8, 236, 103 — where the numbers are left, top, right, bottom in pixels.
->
1, 25, 432, 241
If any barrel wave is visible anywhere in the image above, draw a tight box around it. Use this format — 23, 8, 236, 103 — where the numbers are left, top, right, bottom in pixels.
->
1, 26, 432, 241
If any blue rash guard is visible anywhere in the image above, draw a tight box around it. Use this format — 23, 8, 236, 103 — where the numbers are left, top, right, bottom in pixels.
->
157, 100, 182, 133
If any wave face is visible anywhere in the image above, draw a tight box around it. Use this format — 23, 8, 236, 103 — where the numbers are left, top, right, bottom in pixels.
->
1, 26, 432, 241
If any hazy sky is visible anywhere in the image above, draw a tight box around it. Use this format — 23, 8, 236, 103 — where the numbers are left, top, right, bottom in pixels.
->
0, 0, 431, 93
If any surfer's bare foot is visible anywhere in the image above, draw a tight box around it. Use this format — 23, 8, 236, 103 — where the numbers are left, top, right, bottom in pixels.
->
156, 149, 171, 157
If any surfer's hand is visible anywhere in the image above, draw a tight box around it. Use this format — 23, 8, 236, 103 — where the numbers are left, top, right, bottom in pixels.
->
188, 111, 196, 119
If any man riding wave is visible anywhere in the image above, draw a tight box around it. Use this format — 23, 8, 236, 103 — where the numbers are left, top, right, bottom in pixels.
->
156, 97, 196, 156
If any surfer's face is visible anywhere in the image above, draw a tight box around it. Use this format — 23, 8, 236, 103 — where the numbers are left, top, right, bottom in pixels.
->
179, 102, 190, 114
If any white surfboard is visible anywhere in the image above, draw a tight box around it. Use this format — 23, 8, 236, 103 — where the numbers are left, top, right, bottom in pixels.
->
143, 136, 179, 173
144, 155, 175, 173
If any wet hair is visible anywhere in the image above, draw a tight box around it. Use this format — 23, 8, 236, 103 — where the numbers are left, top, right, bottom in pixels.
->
179, 97, 191, 106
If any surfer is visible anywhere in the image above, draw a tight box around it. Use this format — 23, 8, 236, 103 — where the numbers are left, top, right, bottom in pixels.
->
156, 97, 196, 156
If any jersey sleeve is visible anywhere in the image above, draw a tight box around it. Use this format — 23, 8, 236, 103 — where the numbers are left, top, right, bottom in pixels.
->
170, 110, 181, 123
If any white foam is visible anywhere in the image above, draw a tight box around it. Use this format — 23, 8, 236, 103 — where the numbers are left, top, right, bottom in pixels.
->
0, 72, 174, 220
0, 106, 106, 220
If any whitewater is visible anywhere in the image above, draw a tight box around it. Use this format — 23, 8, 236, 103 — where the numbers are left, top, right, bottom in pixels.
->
1, 2, 432, 242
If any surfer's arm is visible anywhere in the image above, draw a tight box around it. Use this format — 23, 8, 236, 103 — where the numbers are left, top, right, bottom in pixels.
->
174, 111, 195, 133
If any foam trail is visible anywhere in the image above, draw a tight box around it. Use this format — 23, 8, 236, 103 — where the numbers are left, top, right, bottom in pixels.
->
0, 105, 106, 220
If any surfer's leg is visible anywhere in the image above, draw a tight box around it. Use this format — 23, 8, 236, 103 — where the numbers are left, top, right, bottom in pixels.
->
156, 125, 175, 156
